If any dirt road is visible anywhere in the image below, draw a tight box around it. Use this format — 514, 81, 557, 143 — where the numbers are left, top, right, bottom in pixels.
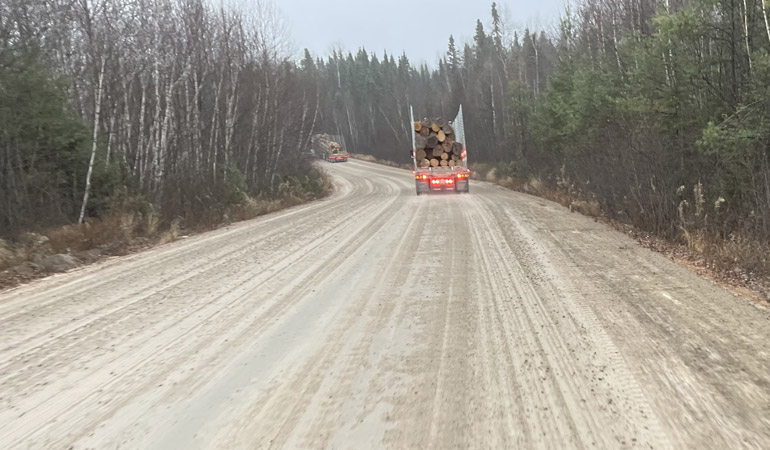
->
1, 160, 769, 449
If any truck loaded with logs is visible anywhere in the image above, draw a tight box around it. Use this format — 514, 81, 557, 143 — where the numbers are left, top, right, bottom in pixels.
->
411, 105, 470, 195
312, 134, 349, 163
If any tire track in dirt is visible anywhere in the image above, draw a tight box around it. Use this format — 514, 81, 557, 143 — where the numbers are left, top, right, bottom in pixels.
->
479, 185, 770, 448
0, 164, 403, 448
1, 160, 768, 449
470, 193, 671, 448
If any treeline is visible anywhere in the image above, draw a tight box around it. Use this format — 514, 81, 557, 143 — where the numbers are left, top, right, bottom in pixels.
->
303, 5, 555, 165
0, 0, 323, 238
538, 0, 770, 263
309, 1, 770, 274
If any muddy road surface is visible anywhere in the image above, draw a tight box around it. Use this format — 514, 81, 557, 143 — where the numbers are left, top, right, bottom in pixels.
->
1, 160, 769, 449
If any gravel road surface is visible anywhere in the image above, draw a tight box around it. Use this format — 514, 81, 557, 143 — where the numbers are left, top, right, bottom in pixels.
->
1, 160, 769, 449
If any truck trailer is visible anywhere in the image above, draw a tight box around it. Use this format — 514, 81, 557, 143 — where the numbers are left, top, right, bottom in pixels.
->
312, 134, 349, 163
411, 105, 470, 195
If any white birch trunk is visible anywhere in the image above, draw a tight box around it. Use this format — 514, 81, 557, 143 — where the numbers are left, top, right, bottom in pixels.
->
157, 68, 175, 193
136, 80, 147, 182
743, 0, 753, 72
611, 3, 622, 71
193, 71, 203, 172
105, 106, 116, 167
490, 73, 497, 136
79, 58, 106, 224
763, 0, 770, 44
209, 76, 223, 181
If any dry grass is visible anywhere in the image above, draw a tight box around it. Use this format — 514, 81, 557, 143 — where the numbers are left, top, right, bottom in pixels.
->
352, 154, 377, 163
498, 172, 602, 220
681, 228, 706, 254
514, 173, 766, 293
0, 239, 15, 271
184, 172, 332, 232
1, 177, 332, 290
468, 163, 493, 181
524, 177, 545, 194
517, 173, 769, 299
683, 228, 770, 276
569, 199, 603, 217
45, 212, 158, 255
158, 218, 180, 245
231, 197, 287, 222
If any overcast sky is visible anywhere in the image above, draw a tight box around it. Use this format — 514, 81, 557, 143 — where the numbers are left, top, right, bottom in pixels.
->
274, 0, 567, 65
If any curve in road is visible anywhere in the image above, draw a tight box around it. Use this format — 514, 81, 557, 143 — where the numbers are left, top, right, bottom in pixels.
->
0, 160, 768, 449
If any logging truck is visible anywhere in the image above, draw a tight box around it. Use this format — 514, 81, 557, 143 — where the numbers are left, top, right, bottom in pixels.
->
411, 106, 470, 195
312, 134, 349, 163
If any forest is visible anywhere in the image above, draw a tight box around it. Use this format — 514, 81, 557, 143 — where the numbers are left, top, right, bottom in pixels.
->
2, 0, 769, 278
1, 0, 325, 240
310, 0, 770, 277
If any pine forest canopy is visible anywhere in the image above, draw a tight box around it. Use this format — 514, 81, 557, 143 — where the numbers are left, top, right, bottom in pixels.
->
280, 0, 564, 65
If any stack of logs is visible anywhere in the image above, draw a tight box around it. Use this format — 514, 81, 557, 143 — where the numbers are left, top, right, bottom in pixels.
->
414, 119, 463, 168
314, 134, 342, 154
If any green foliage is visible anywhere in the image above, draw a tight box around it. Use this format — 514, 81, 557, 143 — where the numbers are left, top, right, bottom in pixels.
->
223, 159, 249, 205
525, 0, 770, 274
699, 121, 758, 160
301, 48, 316, 72
0, 50, 89, 167
86, 157, 127, 217
0, 48, 91, 233
534, 60, 618, 158
495, 161, 521, 180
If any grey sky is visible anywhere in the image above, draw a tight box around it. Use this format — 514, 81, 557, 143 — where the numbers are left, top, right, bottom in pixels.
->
274, 0, 567, 64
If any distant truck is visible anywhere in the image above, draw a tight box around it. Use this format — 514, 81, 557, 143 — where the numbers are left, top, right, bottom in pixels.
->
312, 134, 349, 163
410, 105, 470, 195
